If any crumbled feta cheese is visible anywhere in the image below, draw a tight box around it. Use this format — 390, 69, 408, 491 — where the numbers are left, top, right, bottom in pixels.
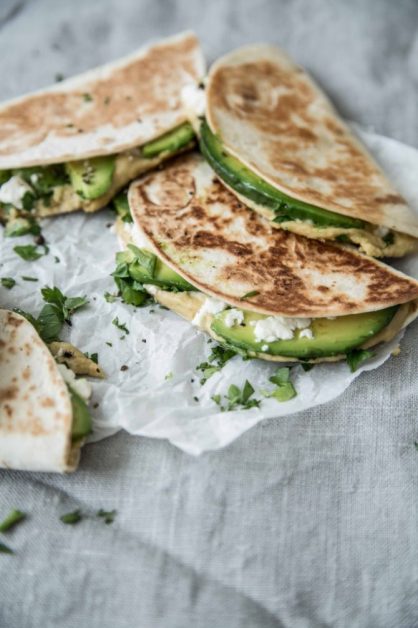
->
261, 344, 269, 352
57, 363, 92, 401
223, 308, 244, 328
0, 176, 33, 209
181, 83, 206, 117
192, 297, 227, 327
30, 174, 39, 184
250, 315, 312, 342
132, 224, 152, 249
375, 225, 390, 238
299, 328, 314, 339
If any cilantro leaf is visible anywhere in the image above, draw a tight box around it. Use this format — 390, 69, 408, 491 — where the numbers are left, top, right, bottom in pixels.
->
0, 542, 14, 554
127, 244, 156, 277
239, 290, 260, 301
60, 509, 82, 525
212, 380, 260, 412
346, 349, 375, 373
196, 344, 237, 384
36, 304, 64, 343
265, 367, 297, 403
41, 286, 88, 322
269, 367, 291, 386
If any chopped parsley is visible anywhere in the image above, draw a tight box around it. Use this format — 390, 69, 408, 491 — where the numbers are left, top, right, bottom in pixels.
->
346, 349, 375, 372
196, 345, 236, 384
21, 276, 38, 282
97, 509, 116, 524
4, 217, 40, 238
239, 290, 260, 301
301, 363, 314, 372
1, 277, 16, 290
0, 509, 26, 533
112, 317, 129, 335
165, 371, 173, 381
82, 92, 93, 102
264, 367, 297, 402
60, 509, 82, 525
41, 286, 88, 322
13, 243, 48, 261
414, 441, 418, 451
212, 380, 260, 412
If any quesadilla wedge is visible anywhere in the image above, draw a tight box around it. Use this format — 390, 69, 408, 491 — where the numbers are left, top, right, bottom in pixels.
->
0, 32, 204, 234
197, 45, 418, 258
113, 153, 418, 364
0, 309, 101, 472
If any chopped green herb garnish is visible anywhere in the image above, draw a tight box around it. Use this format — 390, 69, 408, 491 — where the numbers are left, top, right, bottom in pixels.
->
301, 363, 314, 372
196, 345, 236, 384
165, 372, 173, 381
212, 380, 260, 412
4, 217, 40, 238
60, 509, 82, 525
97, 509, 116, 524
414, 441, 418, 451
21, 276, 38, 282
54, 256, 60, 264
82, 93, 93, 102
383, 231, 395, 246
13, 244, 48, 261
104, 291, 117, 303
85, 352, 98, 364
0, 542, 14, 555
346, 349, 375, 372
105, 341, 113, 347
127, 244, 156, 277
0, 509, 26, 533
112, 191, 132, 223
1, 277, 16, 289
239, 290, 260, 301
264, 367, 297, 403
55, 73, 64, 82
112, 317, 129, 335
41, 286, 88, 322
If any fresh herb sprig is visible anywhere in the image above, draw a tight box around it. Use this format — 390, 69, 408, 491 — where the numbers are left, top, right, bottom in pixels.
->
197, 345, 237, 384
212, 380, 260, 412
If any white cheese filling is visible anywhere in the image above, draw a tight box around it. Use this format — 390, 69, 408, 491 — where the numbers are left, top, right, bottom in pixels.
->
0, 176, 33, 209
192, 297, 227, 327
223, 308, 245, 328
57, 363, 92, 401
374, 225, 390, 238
181, 83, 206, 117
250, 316, 312, 342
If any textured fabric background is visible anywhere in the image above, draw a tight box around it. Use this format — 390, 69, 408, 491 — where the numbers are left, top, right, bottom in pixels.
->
1, 1, 418, 627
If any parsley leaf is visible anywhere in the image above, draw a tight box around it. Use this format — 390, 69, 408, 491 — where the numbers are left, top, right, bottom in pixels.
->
1, 277, 16, 290
84, 352, 98, 364
13, 244, 48, 261
346, 349, 375, 373
112, 317, 129, 335
104, 291, 117, 303
127, 244, 157, 277
41, 286, 88, 322
21, 276, 38, 282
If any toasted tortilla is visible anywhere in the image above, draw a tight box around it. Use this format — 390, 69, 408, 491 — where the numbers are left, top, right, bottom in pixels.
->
0, 32, 204, 169
128, 153, 418, 318
205, 45, 418, 240
0, 310, 79, 472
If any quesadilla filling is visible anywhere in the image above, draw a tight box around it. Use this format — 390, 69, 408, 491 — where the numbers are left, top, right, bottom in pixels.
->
0, 122, 195, 232
199, 121, 418, 258
114, 219, 409, 362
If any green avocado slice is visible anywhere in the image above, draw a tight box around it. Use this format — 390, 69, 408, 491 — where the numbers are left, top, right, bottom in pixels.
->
66, 156, 116, 200
211, 307, 397, 359
69, 388, 92, 442
200, 120, 365, 230
142, 122, 195, 159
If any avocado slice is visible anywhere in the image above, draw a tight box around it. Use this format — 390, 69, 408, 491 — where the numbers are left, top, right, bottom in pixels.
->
200, 120, 365, 230
211, 307, 397, 359
66, 156, 115, 200
126, 246, 195, 291
70, 389, 92, 442
142, 122, 195, 159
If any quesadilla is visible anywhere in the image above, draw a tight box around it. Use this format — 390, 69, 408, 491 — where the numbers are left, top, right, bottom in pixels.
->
0, 32, 204, 234
0, 309, 102, 472
113, 153, 418, 364
196, 45, 418, 258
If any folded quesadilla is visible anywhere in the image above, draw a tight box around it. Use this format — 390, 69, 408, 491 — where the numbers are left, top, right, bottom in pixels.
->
0, 32, 204, 234
0, 309, 102, 472
196, 45, 418, 258
114, 153, 418, 364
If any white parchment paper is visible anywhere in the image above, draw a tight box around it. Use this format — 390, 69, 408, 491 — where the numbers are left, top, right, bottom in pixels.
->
1, 128, 417, 455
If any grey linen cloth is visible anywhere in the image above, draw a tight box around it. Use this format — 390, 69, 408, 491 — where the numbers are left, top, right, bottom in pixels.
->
1, 1, 418, 627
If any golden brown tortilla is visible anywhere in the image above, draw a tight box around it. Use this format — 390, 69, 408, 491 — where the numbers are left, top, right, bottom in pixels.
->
205, 45, 418, 239
0, 32, 204, 169
128, 153, 418, 318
